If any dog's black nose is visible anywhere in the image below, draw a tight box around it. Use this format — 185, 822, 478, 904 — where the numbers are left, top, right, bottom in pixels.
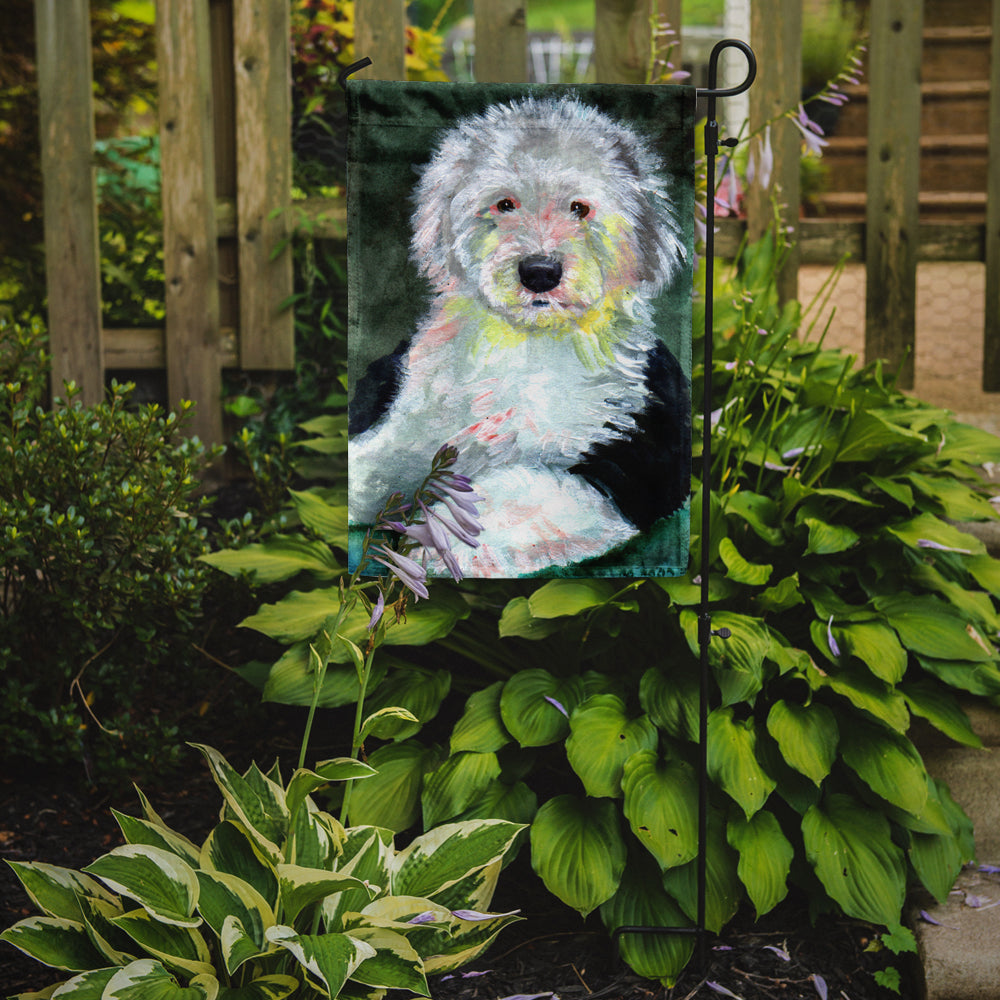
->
518, 255, 562, 293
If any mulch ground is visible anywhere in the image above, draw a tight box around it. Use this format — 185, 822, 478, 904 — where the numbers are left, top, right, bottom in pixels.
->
1, 745, 913, 1000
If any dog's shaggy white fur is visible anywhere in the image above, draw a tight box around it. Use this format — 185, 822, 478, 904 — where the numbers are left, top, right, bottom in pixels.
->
349, 95, 687, 577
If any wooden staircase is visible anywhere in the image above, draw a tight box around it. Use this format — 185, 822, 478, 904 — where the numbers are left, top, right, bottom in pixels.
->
816, 0, 992, 221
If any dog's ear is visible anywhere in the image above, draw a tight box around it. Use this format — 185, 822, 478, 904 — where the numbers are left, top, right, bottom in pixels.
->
410, 131, 480, 289
633, 180, 687, 297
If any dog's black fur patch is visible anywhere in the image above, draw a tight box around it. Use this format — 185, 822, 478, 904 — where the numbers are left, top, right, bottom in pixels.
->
569, 341, 691, 531
349, 339, 408, 436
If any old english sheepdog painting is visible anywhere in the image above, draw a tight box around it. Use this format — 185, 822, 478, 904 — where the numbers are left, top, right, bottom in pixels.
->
347, 82, 694, 579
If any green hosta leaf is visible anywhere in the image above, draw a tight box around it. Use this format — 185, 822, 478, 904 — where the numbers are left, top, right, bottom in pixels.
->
288, 488, 348, 547
0, 916, 107, 971
362, 667, 451, 740
265, 926, 375, 997
707, 708, 776, 818
497, 597, 564, 639
421, 751, 502, 828
526, 579, 618, 618
661, 811, 741, 933
835, 410, 927, 463
909, 827, 966, 905
83, 846, 200, 928
727, 811, 793, 918
718, 537, 772, 585
530, 795, 626, 917
345, 926, 428, 994
835, 621, 907, 684
195, 871, 273, 974
452, 779, 538, 827
911, 562, 1000, 633
112, 812, 201, 868
901, 680, 982, 748
260, 644, 386, 709
885, 512, 985, 557
241, 590, 342, 643
865, 474, 914, 509
200, 822, 278, 910
200, 535, 340, 584
347, 740, 442, 832
639, 663, 699, 742
755, 573, 804, 614
277, 865, 374, 925
499, 670, 584, 747
802, 793, 906, 926
111, 909, 214, 977
916, 655, 1000, 697
724, 490, 784, 545
906, 472, 998, 522
875, 594, 995, 662
599, 853, 694, 987
839, 718, 929, 816
4, 862, 118, 922
967, 553, 1000, 597
103, 959, 218, 999
680, 610, 770, 706
621, 751, 698, 870
935, 421, 1000, 464
654, 572, 737, 606
216, 975, 299, 999
809, 661, 910, 732
450, 682, 511, 754
765, 700, 838, 786
565, 695, 658, 798
393, 820, 524, 900
803, 517, 859, 556
190, 746, 287, 862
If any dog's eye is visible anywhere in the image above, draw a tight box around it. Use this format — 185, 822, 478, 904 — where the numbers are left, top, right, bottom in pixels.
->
570, 201, 591, 220
496, 198, 518, 213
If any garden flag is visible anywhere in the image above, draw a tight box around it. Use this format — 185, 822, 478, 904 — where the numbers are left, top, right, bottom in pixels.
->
347, 81, 695, 579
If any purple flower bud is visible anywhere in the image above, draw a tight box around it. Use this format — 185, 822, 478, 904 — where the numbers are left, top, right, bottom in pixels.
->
544, 695, 569, 718
372, 545, 430, 600
367, 590, 385, 631
827, 616, 841, 658
407, 911, 438, 925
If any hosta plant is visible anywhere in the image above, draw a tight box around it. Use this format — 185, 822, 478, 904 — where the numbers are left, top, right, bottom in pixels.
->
1, 744, 523, 999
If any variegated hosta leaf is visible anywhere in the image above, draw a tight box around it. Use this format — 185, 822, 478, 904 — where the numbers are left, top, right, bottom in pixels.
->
424, 859, 501, 916
110, 908, 214, 978
421, 752, 502, 829
450, 681, 511, 754
44, 966, 118, 997
288, 802, 343, 870
190, 745, 288, 863
195, 871, 274, 974
285, 760, 375, 823
621, 751, 699, 871
322, 829, 393, 931
529, 795, 626, 917
420, 906, 523, 975
802, 793, 906, 926
565, 695, 658, 799
727, 810, 793, 918
599, 853, 694, 987
4, 861, 118, 922
77, 894, 136, 966
0, 916, 107, 971
344, 926, 429, 995
265, 926, 375, 998
83, 845, 200, 928
214, 974, 299, 999
499, 670, 585, 747
112, 810, 202, 868
707, 707, 776, 818
391, 820, 524, 901
276, 864, 376, 925
102, 958, 218, 999
200, 822, 278, 910
765, 700, 838, 786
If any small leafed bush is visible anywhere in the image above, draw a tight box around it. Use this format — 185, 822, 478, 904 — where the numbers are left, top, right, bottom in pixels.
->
0, 317, 219, 781
1, 743, 524, 998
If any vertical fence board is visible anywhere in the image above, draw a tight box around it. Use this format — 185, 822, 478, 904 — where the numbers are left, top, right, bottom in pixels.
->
355, 0, 406, 80
983, 0, 1000, 390
233, 0, 294, 369
594, 0, 652, 84
157, 0, 223, 444
747, 0, 801, 305
865, 0, 923, 389
474, 0, 526, 82
34, 0, 103, 405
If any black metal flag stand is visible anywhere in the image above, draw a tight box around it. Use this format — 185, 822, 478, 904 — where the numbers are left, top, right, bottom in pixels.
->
612, 38, 757, 972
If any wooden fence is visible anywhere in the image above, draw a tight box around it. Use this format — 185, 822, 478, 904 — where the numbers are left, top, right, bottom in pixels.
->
33, 0, 1000, 445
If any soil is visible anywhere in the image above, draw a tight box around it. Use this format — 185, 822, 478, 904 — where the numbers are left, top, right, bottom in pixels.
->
0, 746, 913, 1000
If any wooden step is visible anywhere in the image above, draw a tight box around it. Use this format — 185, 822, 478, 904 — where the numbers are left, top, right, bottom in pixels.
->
833, 80, 991, 137
821, 134, 989, 193
813, 190, 987, 222
922, 25, 993, 83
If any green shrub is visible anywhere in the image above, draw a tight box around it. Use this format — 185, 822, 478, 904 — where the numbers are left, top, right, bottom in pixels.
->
0, 317, 220, 783
1, 743, 524, 998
